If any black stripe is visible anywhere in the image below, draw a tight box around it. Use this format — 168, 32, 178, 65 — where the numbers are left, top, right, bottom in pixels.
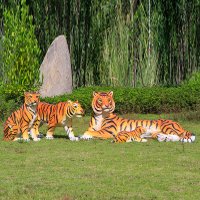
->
120, 121, 126, 131
130, 122, 133, 131
149, 120, 153, 128
105, 125, 117, 131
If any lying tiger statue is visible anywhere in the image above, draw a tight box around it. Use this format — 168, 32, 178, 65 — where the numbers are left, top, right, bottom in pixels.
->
3, 92, 40, 142
31, 100, 84, 141
112, 126, 147, 143
81, 91, 195, 143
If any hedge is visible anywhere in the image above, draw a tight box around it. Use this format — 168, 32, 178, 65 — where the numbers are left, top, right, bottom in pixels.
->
42, 84, 200, 115
1, 72, 200, 121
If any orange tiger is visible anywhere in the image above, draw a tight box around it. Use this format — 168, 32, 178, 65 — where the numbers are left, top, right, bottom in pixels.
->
31, 100, 84, 141
112, 126, 147, 143
3, 92, 40, 141
81, 91, 195, 143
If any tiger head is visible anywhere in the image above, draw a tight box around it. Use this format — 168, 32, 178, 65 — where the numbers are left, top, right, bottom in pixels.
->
92, 91, 115, 115
68, 100, 84, 117
24, 92, 40, 107
135, 126, 146, 134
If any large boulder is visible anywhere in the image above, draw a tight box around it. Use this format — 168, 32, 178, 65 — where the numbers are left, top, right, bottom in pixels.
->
39, 35, 72, 97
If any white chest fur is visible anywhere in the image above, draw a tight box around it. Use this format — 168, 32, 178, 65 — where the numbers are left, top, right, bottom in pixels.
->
27, 105, 37, 128
29, 114, 37, 128
93, 115, 104, 131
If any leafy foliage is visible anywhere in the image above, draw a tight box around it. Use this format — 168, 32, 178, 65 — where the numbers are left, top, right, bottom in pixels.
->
1, 0, 199, 88
0, 91, 21, 122
0, 84, 38, 122
1, 72, 200, 121
0, 0, 41, 87
42, 83, 200, 115
24, 0, 200, 87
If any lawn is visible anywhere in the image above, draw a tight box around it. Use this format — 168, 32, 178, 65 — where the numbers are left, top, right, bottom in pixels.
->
0, 113, 199, 200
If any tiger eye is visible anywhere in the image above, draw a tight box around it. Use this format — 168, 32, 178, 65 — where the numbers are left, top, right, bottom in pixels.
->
74, 104, 78, 108
98, 98, 102, 104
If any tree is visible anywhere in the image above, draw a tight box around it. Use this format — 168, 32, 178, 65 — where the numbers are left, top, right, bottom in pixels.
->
1, 0, 41, 87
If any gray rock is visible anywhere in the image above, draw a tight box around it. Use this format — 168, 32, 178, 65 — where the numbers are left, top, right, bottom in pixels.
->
39, 35, 72, 97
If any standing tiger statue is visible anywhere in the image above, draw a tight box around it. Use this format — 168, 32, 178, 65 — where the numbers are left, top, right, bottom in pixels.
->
31, 100, 84, 141
81, 91, 195, 143
3, 92, 40, 141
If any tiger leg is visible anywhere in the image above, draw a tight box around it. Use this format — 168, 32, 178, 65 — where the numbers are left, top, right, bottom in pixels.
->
151, 131, 163, 139
3, 124, 20, 141
112, 134, 126, 143
126, 135, 147, 143
179, 133, 196, 143
113, 131, 147, 143
30, 119, 41, 141
30, 128, 41, 141
160, 121, 195, 142
21, 127, 30, 142
126, 129, 147, 143
64, 126, 79, 141
157, 133, 180, 142
81, 129, 114, 140
46, 125, 55, 140
149, 130, 178, 142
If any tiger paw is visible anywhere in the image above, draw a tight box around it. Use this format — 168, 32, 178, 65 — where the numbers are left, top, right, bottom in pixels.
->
141, 138, 148, 142
46, 135, 54, 140
180, 138, 192, 143
157, 134, 168, 142
180, 134, 195, 143
33, 137, 41, 142
157, 134, 180, 142
80, 134, 93, 140
13, 137, 22, 141
69, 136, 79, 141
127, 138, 148, 143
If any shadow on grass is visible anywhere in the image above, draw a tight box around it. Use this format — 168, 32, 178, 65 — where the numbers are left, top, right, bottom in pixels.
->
41, 134, 69, 139
54, 135, 67, 139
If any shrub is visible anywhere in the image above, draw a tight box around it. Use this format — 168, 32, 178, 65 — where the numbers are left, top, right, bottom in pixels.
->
41, 84, 200, 115
0, 92, 21, 122
0, 84, 38, 122
1, 76, 200, 121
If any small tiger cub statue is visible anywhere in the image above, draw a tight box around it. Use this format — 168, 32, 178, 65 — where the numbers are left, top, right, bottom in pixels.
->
31, 100, 84, 141
112, 126, 147, 143
3, 92, 40, 142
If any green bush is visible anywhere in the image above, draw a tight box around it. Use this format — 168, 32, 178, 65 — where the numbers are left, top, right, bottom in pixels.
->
0, 84, 38, 122
42, 84, 200, 115
1, 74, 200, 121
0, 92, 21, 122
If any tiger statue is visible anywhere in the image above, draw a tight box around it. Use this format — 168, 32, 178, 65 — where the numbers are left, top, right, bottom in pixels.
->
112, 126, 147, 143
3, 92, 40, 142
31, 100, 84, 141
81, 91, 195, 143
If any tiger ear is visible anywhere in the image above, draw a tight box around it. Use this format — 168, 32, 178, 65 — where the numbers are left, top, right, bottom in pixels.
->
24, 92, 29, 96
108, 91, 113, 96
67, 100, 72, 103
93, 91, 98, 97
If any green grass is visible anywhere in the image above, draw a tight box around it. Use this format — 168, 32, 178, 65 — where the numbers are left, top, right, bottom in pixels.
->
0, 113, 200, 200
